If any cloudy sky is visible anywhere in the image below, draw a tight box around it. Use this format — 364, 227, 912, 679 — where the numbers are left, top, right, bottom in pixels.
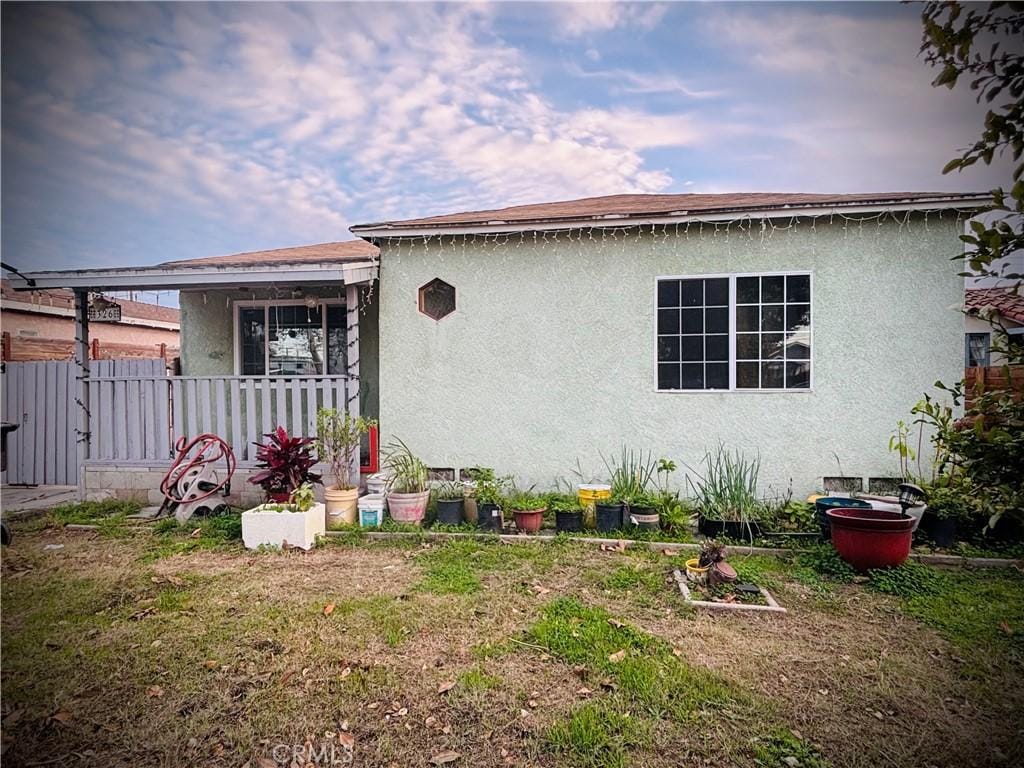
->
0, 1, 1011, 273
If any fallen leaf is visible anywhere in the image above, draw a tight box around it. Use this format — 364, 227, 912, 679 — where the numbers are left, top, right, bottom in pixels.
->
437, 680, 456, 694
607, 619, 625, 629
429, 751, 460, 765
396, 707, 408, 716
519, 709, 531, 718
257, 758, 276, 768
873, 711, 884, 721
662, 548, 678, 556
278, 670, 295, 686
338, 732, 355, 750
527, 699, 538, 708
203, 659, 218, 670
366, 702, 379, 710
146, 685, 164, 698
50, 710, 73, 724
671, 648, 683, 657
608, 649, 626, 663
425, 716, 438, 728
576, 687, 593, 696
999, 621, 1013, 636
189, 528, 202, 538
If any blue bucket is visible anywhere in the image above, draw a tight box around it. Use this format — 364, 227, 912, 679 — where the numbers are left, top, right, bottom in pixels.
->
815, 496, 872, 540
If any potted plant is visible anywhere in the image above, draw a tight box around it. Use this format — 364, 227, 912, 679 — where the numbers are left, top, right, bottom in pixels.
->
469, 467, 508, 532
316, 408, 375, 529
919, 476, 972, 548
434, 480, 466, 526
249, 426, 321, 503
505, 489, 547, 534
600, 447, 658, 534
686, 445, 763, 540
549, 493, 584, 533
382, 439, 430, 524
241, 482, 325, 550
625, 490, 661, 531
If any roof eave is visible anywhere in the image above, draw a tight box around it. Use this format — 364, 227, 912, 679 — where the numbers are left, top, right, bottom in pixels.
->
6, 261, 379, 293
350, 194, 991, 239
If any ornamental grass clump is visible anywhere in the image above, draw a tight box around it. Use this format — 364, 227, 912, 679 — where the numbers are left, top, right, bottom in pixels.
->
686, 444, 760, 523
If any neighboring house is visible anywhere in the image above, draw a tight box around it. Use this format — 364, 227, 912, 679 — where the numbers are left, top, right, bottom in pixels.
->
1, 279, 180, 362
963, 287, 1024, 367
7, 192, 988, 500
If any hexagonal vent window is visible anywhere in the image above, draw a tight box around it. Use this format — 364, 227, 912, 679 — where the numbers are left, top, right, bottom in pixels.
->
418, 278, 456, 320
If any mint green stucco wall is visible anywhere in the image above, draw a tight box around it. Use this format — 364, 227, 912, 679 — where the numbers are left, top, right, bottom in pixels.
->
178, 286, 379, 420
375, 216, 965, 494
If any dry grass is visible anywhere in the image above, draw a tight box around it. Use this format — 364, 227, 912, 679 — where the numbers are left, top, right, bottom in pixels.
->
2, 524, 1021, 768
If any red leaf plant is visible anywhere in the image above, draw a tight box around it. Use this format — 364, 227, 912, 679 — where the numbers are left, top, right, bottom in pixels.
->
248, 426, 322, 499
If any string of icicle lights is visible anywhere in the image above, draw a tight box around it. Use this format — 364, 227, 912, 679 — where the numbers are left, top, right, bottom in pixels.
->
382, 208, 970, 262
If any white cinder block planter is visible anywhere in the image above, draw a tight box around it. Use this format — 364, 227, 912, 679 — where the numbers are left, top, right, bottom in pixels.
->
242, 503, 326, 551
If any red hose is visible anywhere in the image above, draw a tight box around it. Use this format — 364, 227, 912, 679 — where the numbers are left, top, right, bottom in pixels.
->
160, 433, 237, 505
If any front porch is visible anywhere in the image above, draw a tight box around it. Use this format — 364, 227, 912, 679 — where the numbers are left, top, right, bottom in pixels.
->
6, 242, 379, 502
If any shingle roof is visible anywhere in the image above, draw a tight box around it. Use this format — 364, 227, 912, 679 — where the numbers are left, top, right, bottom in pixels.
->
1, 279, 180, 325
965, 287, 1024, 325
160, 240, 378, 268
351, 191, 989, 232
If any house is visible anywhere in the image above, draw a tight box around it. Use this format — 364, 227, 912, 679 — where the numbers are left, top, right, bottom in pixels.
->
5, 191, 988, 502
963, 287, 1024, 367
1, 279, 180, 362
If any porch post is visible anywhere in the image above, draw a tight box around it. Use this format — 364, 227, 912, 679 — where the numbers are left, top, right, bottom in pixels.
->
73, 289, 91, 499
346, 284, 361, 483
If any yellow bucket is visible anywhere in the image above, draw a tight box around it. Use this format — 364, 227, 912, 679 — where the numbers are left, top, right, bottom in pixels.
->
577, 484, 611, 529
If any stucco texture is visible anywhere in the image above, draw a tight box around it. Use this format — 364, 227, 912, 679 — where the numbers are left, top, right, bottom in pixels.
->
376, 215, 966, 495
179, 286, 379, 419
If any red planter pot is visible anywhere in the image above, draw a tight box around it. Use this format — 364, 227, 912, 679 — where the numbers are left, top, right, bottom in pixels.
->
268, 491, 292, 503
513, 508, 545, 534
826, 508, 915, 571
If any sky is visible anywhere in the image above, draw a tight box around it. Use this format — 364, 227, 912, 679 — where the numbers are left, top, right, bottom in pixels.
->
1, 1, 1014, 275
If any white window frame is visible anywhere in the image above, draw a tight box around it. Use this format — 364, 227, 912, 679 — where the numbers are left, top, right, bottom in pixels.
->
653, 271, 814, 393
232, 299, 345, 376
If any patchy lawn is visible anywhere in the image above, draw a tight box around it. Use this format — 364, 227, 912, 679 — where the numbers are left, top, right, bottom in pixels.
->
1, 517, 1022, 768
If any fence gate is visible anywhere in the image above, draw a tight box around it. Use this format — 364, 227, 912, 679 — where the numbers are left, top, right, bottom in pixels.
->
1, 359, 168, 486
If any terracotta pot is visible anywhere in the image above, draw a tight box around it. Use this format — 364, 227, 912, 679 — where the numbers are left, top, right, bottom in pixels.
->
324, 486, 359, 528
513, 508, 545, 534
387, 490, 430, 524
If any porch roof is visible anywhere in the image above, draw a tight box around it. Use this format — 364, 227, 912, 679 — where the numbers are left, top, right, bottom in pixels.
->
5, 240, 379, 292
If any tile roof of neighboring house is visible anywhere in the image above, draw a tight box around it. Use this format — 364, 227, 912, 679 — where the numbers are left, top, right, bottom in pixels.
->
160, 240, 378, 268
1, 279, 180, 325
351, 191, 989, 232
965, 287, 1024, 325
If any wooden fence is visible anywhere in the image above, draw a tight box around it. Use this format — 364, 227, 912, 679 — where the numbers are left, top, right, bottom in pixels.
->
86, 373, 350, 464
2, 359, 351, 484
1, 331, 179, 363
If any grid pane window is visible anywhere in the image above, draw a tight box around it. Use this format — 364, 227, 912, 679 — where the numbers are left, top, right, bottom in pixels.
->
656, 273, 811, 391
735, 274, 811, 389
656, 277, 729, 390
237, 303, 346, 376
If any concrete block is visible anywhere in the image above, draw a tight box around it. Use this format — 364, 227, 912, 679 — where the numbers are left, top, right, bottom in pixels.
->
242, 503, 325, 551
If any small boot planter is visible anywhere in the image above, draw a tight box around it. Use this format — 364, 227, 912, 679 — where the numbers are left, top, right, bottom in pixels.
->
555, 510, 583, 533
324, 486, 359, 529
436, 498, 465, 526
478, 502, 503, 532
595, 501, 623, 533
513, 508, 545, 534
387, 491, 430, 524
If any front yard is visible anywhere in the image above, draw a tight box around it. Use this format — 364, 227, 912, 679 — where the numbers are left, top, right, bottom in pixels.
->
1, 511, 1022, 768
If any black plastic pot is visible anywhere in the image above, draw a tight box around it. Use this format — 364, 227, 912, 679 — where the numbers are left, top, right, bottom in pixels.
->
595, 502, 623, 533
436, 498, 464, 526
555, 510, 583, 533
921, 515, 958, 548
477, 502, 503, 532
626, 505, 660, 532
697, 516, 763, 540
